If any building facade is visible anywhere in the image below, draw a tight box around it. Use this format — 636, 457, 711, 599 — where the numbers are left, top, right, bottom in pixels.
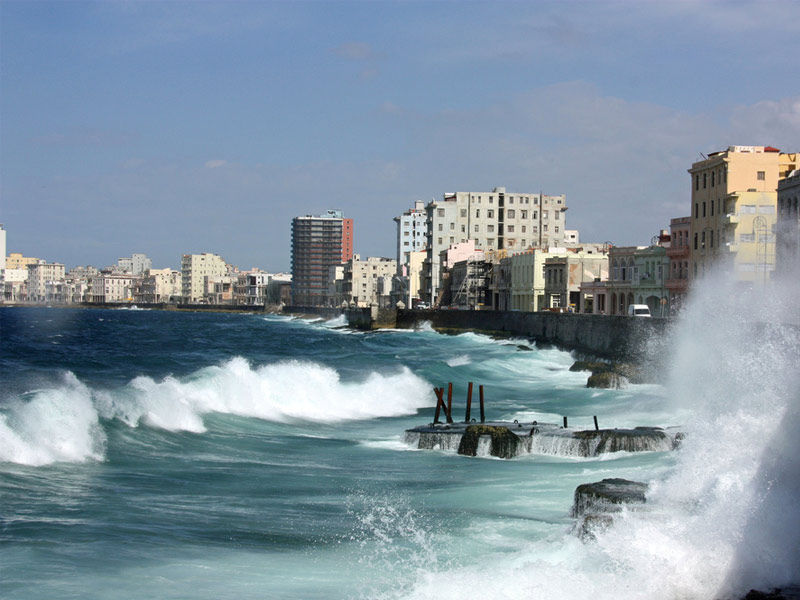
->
544, 248, 609, 312
688, 145, 798, 285
775, 169, 800, 278
27, 262, 66, 303
291, 210, 354, 307
181, 253, 228, 303
337, 255, 396, 307
665, 216, 691, 313
425, 187, 567, 302
117, 253, 152, 276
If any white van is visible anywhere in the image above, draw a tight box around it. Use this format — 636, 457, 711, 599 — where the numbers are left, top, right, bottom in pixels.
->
627, 304, 651, 317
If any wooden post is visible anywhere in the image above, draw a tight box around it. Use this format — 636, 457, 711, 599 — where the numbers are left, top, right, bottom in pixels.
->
433, 388, 444, 424
479, 385, 485, 423
593, 415, 599, 431
446, 382, 454, 424
563, 416, 568, 428
465, 382, 473, 422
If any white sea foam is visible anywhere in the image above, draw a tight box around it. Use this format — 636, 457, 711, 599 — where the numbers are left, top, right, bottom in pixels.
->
322, 314, 347, 328
0, 373, 106, 466
445, 354, 471, 367
1, 358, 432, 466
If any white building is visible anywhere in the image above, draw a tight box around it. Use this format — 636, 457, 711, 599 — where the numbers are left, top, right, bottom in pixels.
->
425, 186, 568, 302
27, 262, 65, 303
776, 169, 800, 278
136, 268, 181, 303
339, 255, 397, 307
91, 272, 138, 303
181, 253, 228, 303
394, 201, 428, 269
0, 224, 6, 275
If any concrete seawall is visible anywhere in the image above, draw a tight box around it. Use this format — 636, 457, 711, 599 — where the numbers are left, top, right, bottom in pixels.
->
395, 309, 671, 362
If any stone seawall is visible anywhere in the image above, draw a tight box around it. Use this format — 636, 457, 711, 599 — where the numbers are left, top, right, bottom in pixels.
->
395, 309, 670, 361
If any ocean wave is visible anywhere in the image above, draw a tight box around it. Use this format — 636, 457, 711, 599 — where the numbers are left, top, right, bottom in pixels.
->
0, 358, 432, 466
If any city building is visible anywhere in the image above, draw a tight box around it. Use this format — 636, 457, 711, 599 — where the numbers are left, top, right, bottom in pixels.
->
117, 253, 152, 276
665, 216, 691, 312
90, 272, 138, 303
449, 258, 491, 309
27, 262, 66, 303
425, 187, 567, 303
544, 247, 609, 312
181, 253, 228, 303
335, 255, 396, 308
775, 169, 800, 278
0, 224, 6, 274
688, 145, 799, 284
291, 210, 354, 306
393, 201, 428, 306
6, 252, 40, 270
136, 268, 181, 304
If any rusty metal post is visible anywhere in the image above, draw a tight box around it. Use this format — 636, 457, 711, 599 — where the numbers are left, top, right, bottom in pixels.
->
593, 415, 599, 431
563, 416, 568, 428
446, 383, 454, 424
433, 388, 444, 424
479, 385, 485, 423
465, 382, 473, 422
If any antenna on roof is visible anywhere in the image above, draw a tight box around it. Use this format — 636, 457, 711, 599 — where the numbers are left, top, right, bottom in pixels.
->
699, 152, 707, 160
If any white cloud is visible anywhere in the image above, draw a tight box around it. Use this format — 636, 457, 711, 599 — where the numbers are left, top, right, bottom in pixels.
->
204, 159, 227, 169
332, 42, 374, 61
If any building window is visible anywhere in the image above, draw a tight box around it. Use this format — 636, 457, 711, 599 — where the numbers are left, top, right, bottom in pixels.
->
711, 171, 715, 187
695, 175, 699, 191
438, 223, 443, 231
757, 171, 765, 181
703, 173, 707, 188
476, 210, 480, 218
695, 203, 699, 218
521, 210, 527, 219
474, 225, 479, 232
694, 233, 698, 249
487, 224, 495, 232
450, 222, 454, 230
521, 225, 526, 233
507, 225, 514, 233
460, 209, 467, 217
711, 200, 714, 216
487, 210, 494, 218
437, 209, 445, 217
702, 202, 706, 217
507, 209, 515, 218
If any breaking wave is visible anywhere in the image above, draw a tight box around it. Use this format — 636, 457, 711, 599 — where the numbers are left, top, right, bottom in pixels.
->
0, 357, 431, 466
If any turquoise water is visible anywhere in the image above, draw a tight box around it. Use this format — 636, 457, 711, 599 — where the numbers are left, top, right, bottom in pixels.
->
1, 300, 796, 599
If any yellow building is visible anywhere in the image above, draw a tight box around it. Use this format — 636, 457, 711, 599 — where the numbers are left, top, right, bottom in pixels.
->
688, 146, 798, 284
6, 252, 40, 270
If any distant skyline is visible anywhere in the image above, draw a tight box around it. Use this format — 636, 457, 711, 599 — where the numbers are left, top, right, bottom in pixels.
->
2, 1, 799, 271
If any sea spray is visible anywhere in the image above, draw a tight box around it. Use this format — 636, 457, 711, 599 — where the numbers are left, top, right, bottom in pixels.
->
1, 357, 432, 464
0, 372, 106, 466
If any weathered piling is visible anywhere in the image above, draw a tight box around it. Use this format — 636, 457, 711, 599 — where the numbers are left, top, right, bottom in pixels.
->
479, 385, 485, 423
446, 383, 454, 424
464, 382, 473, 422
593, 415, 599, 431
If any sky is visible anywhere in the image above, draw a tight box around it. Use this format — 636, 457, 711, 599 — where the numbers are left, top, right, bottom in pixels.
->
1, 1, 799, 271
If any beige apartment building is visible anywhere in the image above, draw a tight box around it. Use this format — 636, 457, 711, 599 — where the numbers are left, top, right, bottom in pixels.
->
543, 247, 609, 311
6, 252, 40, 270
181, 253, 228, 303
27, 262, 66, 303
775, 170, 800, 278
337, 255, 397, 307
425, 187, 567, 302
688, 146, 799, 284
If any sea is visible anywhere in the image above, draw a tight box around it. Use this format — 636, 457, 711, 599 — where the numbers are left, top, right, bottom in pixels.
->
1, 275, 798, 600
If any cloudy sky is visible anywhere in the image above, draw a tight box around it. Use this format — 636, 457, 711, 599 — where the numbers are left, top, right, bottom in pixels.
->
2, 1, 798, 271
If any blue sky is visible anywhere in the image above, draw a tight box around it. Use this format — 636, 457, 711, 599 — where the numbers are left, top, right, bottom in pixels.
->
2, 1, 798, 271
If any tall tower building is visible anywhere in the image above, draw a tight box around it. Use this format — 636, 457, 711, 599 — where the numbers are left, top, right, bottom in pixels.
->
688, 146, 798, 284
0, 224, 6, 274
290, 210, 354, 307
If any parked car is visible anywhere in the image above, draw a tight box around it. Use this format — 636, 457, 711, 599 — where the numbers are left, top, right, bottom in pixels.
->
627, 304, 651, 317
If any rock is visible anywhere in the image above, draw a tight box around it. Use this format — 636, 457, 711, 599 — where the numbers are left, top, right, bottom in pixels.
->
572, 427, 673, 454
572, 478, 648, 517
517, 344, 533, 351
742, 588, 800, 600
587, 371, 628, 388
572, 478, 648, 540
569, 360, 610, 373
457, 425, 521, 459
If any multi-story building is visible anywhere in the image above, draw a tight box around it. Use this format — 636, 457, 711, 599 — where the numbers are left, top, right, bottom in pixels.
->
544, 247, 609, 312
181, 253, 228, 303
666, 217, 691, 312
0, 224, 6, 275
6, 252, 40, 270
775, 169, 800, 278
117, 253, 152, 276
90, 272, 138, 303
27, 262, 66, 303
336, 255, 396, 308
136, 268, 181, 304
425, 187, 567, 302
291, 210, 354, 306
394, 201, 427, 268
688, 145, 798, 284
2, 267, 29, 302
449, 258, 491, 309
